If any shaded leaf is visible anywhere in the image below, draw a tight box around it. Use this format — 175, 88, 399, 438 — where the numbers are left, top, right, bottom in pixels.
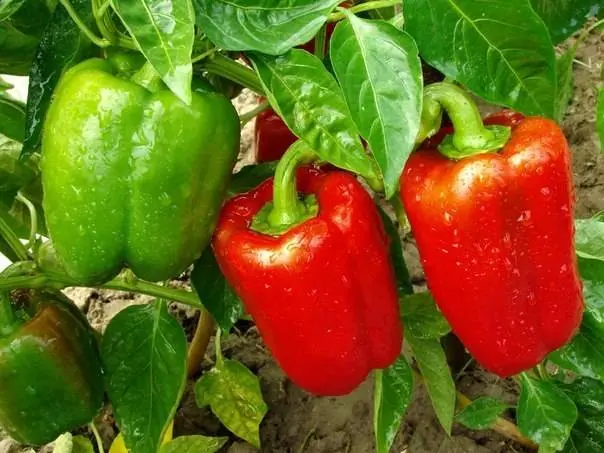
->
161, 435, 228, 453
456, 397, 508, 430
402, 292, 451, 340
405, 0, 557, 117
193, 0, 341, 55
195, 358, 267, 447
228, 162, 278, 197
560, 377, 604, 453
112, 0, 195, 103
102, 302, 187, 453
555, 48, 575, 122
330, 14, 422, 197
518, 374, 577, 451
379, 209, 413, 296
374, 355, 414, 453
530, 0, 602, 44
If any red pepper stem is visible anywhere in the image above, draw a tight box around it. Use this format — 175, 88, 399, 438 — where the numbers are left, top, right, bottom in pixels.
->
423, 82, 511, 159
267, 141, 318, 229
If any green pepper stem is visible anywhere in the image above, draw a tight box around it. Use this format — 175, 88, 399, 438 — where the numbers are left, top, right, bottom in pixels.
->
202, 53, 265, 95
0, 213, 29, 261
59, 0, 111, 48
328, 0, 402, 22
239, 100, 270, 126
267, 141, 318, 228
423, 82, 511, 159
89, 422, 105, 453
131, 62, 163, 92
16, 192, 37, 250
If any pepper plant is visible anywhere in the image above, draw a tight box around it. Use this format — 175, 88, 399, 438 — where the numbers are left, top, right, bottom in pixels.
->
0, 0, 603, 452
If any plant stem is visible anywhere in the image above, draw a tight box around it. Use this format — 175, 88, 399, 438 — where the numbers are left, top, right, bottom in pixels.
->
239, 100, 270, 126
328, 0, 402, 22
16, 192, 37, 249
59, 0, 111, 48
192, 47, 219, 64
202, 53, 265, 94
314, 24, 327, 59
187, 307, 215, 378
0, 214, 28, 261
214, 328, 224, 365
89, 422, 105, 453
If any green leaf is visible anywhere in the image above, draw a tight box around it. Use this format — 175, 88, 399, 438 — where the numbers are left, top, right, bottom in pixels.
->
404, 0, 557, 117
402, 292, 451, 339
560, 377, 604, 453
379, 209, 413, 296
455, 397, 508, 430
575, 216, 604, 261
102, 301, 188, 453
191, 247, 243, 332
0, 135, 37, 193
193, 0, 341, 55
53, 433, 94, 453
248, 50, 377, 183
0, 0, 26, 21
373, 356, 414, 453
550, 258, 604, 381
530, 0, 602, 44
517, 374, 578, 451
111, 0, 195, 104
228, 162, 278, 197
407, 335, 455, 434
195, 358, 268, 448
598, 87, 604, 152
21, 0, 94, 157
330, 14, 422, 198
161, 435, 228, 453
0, 95, 25, 143
555, 48, 575, 122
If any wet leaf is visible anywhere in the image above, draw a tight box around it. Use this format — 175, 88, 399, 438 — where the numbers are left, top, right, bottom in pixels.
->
456, 397, 508, 430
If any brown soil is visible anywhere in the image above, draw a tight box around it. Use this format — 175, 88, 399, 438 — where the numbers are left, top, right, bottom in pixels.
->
1, 23, 602, 453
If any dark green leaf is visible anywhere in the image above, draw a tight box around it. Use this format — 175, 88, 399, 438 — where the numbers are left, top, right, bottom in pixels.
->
379, 209, 413, 296
575, 216, 604, 261
407, 335, 455, 434
193, 0, 341, 55
21, 0, 94, 157
555, 48, 575, 122
191, 247, 244, 332
0, 136, 38, 193
0, 0, 25, 21
249, 50, 377, 183
402, 292, 451, 339
560, 377, 604, 453
330, 14, 422, 197
405, 0, 557, 117
195, 358, 267, 448
373, 355, 414, 453
228, 162, 278, 197
455, 397, 508, 430
530, 0, 602, 44
102, 302, 188, 453
161, 435, 228, 453
550, 258, 604, 381
598, 88, 604, 153
0, 95, 25, 142
112, 0, 195, 104
518, 374, 578, 451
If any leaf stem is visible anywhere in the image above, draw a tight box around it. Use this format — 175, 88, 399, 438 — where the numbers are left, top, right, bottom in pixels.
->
239, 100, 270, 126
0, 213, 28, 261
187, 308, 215, 378
192, 47, 219, 64
328, 0, 402, 22
215, 328, 224, 365
59, 0, 111, 48
89, 422, 105, 453
15, 192, 37, 249
202, 53, 264, 94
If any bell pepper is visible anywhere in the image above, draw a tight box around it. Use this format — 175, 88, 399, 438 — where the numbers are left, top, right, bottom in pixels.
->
213, 143, 402, 396
0, 264, 104, 445
401, 82, 584, 377
41, 57, 241, 285
255, 107, 298, 163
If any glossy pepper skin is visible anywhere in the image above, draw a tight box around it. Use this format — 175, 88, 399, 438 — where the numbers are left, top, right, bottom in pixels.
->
41, 58, 241, 284
254, 107, 298, 163
0, 270, 104, 444
213, 167, 402, 396
401, 114, 583, 377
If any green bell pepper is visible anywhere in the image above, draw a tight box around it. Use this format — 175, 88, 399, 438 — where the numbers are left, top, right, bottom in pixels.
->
41, 56, 241, 284
0, 263, 104, 445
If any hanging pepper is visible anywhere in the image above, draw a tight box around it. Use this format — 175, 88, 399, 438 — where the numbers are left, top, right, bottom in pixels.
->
0, 263, 104, 445
213, 143, 402, 396
41, 56, 241, 285
401, 82, 583, 377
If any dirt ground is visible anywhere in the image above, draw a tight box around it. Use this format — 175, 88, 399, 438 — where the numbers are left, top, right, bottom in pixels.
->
1, 24, 602, 453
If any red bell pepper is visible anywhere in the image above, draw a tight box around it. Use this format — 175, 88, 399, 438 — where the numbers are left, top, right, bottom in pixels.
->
213, 144, 402, 396
255, 107, 298, 163
401, 83, 583, 377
